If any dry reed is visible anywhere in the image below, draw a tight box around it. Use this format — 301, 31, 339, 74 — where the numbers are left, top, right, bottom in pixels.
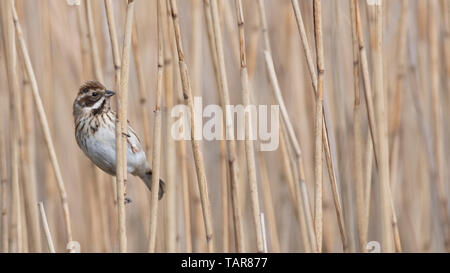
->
429, 0, 450, 251
0, 0, 448, 254
367, 0, 394, 252
115, 0, 136, 253
38, 202, 55, 253
349, 0, 365, 252
12, 1, 74, 249
148, 0, 164, 253
207, 0, 246, 252
235, 0, 264, 253
0, 124, 8, 253
169, 0, 215, 253
259, 0, 316, 253
312, 0, 325, 252
290, 0, 347, 251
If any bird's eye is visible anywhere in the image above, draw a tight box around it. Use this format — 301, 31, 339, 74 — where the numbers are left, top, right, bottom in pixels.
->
92, 92, 98, 97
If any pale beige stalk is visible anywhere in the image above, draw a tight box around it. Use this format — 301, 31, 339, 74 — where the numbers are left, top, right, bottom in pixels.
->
367, 0, 394, 252
169, 0, 215, 252
264, 51, 317, 252
104, 0, 122, 252
312, 0, 324, 252
208, 0, 245, 252
85, 0, 104, 82
1, 0, 21, 253
163, 0, 192, 252
18, 69, 41, 253
354, 1, 377, 241
387, 0, 409, 253
148, 0, 164, 253
290, 0, 348, 251
202, 0, 229, 252
115, 0, 136, 253
0, 125, 8, 253
429, 0, 450, 251
349, 0, 366, 252
257, 154, 281, 252
235, 0, 264, 253
38, 202, 55, 253
131, 18, 152, 157
104, 0, 121, 86
12, 2, 74, 247
258, 0, 314, 252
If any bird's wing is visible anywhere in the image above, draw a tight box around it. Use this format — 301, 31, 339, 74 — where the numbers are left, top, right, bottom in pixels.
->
126, 123, 143, 154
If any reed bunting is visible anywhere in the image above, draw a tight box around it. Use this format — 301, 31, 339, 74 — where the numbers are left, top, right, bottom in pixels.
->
73, 80, 165, 200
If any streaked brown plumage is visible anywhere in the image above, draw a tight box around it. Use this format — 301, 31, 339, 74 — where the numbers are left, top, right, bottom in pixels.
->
73, 80, 165, 200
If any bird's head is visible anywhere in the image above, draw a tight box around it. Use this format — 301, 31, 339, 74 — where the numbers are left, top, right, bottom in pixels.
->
73, 80, 115, 118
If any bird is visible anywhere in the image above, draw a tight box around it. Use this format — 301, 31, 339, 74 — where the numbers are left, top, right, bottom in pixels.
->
73, 80, 165, 201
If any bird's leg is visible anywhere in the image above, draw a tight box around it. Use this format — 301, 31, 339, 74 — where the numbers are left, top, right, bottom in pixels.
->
124, 178, 132, 204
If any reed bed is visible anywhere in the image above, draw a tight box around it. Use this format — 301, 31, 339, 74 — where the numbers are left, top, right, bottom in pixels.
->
0, 0, 449, 253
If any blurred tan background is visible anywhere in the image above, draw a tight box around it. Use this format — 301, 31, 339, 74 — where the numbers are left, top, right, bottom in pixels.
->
1, 0, 449, 253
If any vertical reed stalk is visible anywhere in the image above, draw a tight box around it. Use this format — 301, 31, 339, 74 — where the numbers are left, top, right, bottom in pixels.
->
77, 5, 92, 80
115, 0, 136, 253
131, 17, 152, 157
202, 0, 229, 252
164, 7, 177, 252
442, 0, 450, 103
18, 68, 41, 253
0, 124, 7, 253
85, 0, 104, 82
235, 0, 264, 253
429, 0, 450, 251
104, 0, 121, 97
12, 1, 74, 247
169, 0, 215, 252
103, 0, 123, 252
312, 0, 324, 252
260, 213, 268, 253
257, 154, 281, 252
349, 0, 366, 252
387, 0, 409, 253
163, 0, 192, 252
290, 0, 348, 251
38, 202, 55, 253
279, 124, 310, 252
354, 1, 377, 240
264, 51, 317, 252
148, 0, 164, 253
367, 0, 394, 252
1, 0, 21, 253
83, 0, 110, 251
258, 0, 313, 252
208, 0, 244, 252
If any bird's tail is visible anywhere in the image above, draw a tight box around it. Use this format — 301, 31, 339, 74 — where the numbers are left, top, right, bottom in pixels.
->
139, 168, 165, 200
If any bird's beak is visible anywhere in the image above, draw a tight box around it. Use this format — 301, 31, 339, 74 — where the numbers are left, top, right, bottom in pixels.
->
105, 90, 116, 97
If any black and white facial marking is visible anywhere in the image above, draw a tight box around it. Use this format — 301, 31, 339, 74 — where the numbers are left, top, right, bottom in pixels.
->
74, 80, 115, 116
